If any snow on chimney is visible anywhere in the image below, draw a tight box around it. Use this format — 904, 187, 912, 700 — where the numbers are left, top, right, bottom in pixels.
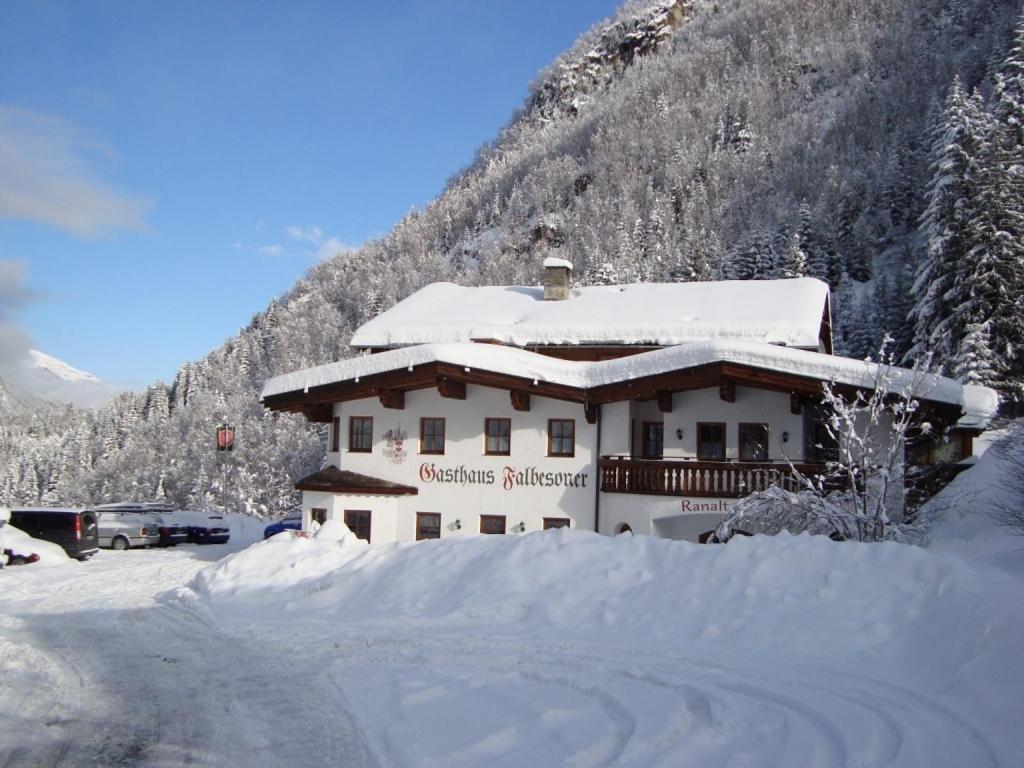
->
542, 257, 573, 301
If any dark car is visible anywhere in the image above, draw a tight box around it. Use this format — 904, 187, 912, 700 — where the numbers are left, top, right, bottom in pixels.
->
263, 515, 302, 539
9, 508, 100, 560
95, 502, 189, 547
174, 510, 231, 544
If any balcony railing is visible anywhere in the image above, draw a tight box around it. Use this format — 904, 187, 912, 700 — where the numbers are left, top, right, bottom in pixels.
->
598, 456, 829, 498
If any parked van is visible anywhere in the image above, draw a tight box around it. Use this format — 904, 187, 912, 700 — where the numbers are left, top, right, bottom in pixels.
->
95, 509, 161, 550
94, 502, 187, 547
8, 508, 100, 560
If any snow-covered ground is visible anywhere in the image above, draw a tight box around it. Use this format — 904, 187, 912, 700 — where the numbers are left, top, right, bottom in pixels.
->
2, 483, 1023, 766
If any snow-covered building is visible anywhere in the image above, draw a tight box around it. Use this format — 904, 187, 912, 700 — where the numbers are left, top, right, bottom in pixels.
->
261, 261, 997, 543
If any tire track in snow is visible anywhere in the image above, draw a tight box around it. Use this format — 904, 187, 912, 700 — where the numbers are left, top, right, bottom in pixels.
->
0, 550, 375, 768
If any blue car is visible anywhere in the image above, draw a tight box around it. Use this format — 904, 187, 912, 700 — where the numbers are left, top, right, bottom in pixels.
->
263, 515, 302, 539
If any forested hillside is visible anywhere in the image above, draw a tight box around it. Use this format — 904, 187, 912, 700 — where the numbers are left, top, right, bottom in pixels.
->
2, 0, 1021, 514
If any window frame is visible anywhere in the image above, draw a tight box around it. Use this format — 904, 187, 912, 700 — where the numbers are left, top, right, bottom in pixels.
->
641, 421, 664, 459
738, 423, 770, 463
416, 512, 442, 541
480, 514, 507, 535
484, 417, 511, 456
543, 517, 570, 530
330, 416, 340, 453
344, 509, 372, 543
419, 417, 446, 455
547, 418, 576, 457
310, 507, 327, 525
348, 416, 373, 453
696, 421, 727, 461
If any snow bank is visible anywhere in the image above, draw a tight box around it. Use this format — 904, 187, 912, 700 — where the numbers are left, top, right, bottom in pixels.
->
189, 522, 366, 608
926, 430, 1024, 575
183, 522, 1024, 766
3, 525, 71, 567
190, 528, 1018, 669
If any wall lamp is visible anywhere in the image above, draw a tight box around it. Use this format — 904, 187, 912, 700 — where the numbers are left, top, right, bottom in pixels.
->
782, 431, 790, 443
675, 428, 684, 440
454, 518, 462, 530
516, 521, 526, 533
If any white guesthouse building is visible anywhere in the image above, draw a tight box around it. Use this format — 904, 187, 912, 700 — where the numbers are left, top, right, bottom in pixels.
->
261, 261, 997, 544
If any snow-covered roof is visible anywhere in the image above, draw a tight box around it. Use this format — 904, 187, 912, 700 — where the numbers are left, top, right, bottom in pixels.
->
350, 278, 830, 350
958, 385, 1001, 430
542, 256, 574, 270
262, 340, 997, 427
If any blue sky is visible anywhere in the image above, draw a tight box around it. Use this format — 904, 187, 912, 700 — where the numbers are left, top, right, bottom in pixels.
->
0, 0, 621, 388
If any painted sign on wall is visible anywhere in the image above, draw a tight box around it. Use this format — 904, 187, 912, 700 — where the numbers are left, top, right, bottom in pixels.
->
383, 428, 408, 464
418, 463, 588, 492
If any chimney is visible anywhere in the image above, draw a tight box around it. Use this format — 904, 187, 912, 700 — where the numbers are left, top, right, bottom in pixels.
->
542, 257, 573, 301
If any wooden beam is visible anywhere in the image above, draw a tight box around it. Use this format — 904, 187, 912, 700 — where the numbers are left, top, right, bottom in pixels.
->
378, 388, 405, 410
790, 393, 802, 415
584, 402, 598, 424
510, 390, 531, 412
656, 390, 673, 413
719, 378, 735, 403
301, 403, 334, 423
437, 376, 466, 400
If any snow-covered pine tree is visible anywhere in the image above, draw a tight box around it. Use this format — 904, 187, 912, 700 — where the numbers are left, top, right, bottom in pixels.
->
951, 321, 999, 384
992, 13, 1024, 149
776, 231, 808, 278
907, 79, 991, 371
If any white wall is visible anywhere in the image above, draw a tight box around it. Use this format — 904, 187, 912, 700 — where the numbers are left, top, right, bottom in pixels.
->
302, 492, 400, 544
331, 386, 598, 543
599, 494, 737, 542
315, 384, 818, 545
612, 386, 806, 461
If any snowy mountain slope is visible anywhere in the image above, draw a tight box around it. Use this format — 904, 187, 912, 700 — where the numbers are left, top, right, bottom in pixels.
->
28, 349, 100, 383
2, 349, 124, 409
1, 0, 1021, 512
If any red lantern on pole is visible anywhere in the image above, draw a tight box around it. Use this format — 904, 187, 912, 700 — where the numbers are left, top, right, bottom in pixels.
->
216, 424, 235, 451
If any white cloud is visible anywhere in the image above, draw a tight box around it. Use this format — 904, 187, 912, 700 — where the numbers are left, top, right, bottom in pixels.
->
286, 224, 324, 244
0, 105, 151, 238
284, 224, 356, 260
316, 236, 355, 260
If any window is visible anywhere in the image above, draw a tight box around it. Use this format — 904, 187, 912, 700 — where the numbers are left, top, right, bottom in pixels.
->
331, 417, 340, 452
642, 422, 664, 459
697, 422, 726, 460
484, 418, 511, 455
543, 517, 570, 530
344, 510, 372, 543
738, 423, 769, 462
420, 418, 446, 455
416, 512, 442, 540
349, 417, 373, 452
310, 508, 327, 525
548, 419, 575, 457
480, 514, 506, 534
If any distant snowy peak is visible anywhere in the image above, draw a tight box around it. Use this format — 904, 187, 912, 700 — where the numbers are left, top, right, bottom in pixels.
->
29, 350, 100, 383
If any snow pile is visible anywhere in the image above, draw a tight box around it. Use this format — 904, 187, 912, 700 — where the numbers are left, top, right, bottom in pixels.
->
3, 525, 71, 567
926, 427, 1024, 574
190, 527, 1018, 664
183, 526, 1024, 766
189, 521, 366, 609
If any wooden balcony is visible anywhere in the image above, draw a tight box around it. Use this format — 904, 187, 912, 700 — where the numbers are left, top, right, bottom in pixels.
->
598, 456, 829, 498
